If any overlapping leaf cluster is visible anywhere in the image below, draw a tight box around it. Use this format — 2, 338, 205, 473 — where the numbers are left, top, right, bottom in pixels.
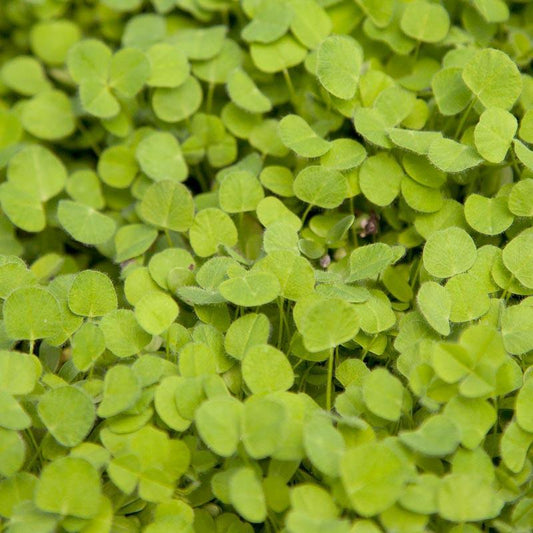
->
0, 0, 533, 531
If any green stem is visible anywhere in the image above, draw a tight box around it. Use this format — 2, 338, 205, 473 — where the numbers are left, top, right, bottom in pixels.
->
29, 339, 35, 356
164, 229, 173, 247
326, 347, 335, 412
282, 69, 296, 102
454, 98, 476, 140
301, 204, 313, 225
277, 298, 285, 349
206, 82, 215, 114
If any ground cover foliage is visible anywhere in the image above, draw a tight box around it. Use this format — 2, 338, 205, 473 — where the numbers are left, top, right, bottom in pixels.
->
0, 0, 533, 531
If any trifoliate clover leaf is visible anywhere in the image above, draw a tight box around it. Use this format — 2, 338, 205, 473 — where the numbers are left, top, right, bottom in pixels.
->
400, 1, 450, 43
294, 166, 347, 209
58, 200, 117, 245
279, 115, 330, 158
462, 48, 522, 110
136, 132, 188, 182
242, 344, 294, 394
474, 108, 517, 163
109, 48, 150, 98
68, 270, 117, 317
423, 227, 476, 278
316, 35, 362, 100
38, 387, 95, 447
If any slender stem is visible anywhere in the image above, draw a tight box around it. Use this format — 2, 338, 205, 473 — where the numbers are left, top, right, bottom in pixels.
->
164, 229, 173, 247
206, 82, 215, 114
282, 69, 296, 102
29, 339, 35, 356
326, 347, 335, 412
277, 298, 284, 349
301, 204, 313, 225
454, 98, 476, 139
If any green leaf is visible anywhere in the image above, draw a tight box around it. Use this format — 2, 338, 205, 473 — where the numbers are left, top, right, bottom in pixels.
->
229, 467, 267, 523
38, 386, 95, 447
359, 153, 403, 206
98, 145, 138, 189
99, 309, 151, 358
224, 313, 270, 360
0, 350, 40, 395
227, 68, 272, 113
340, 442, 408, 516
109, 47, 150, 98
316, 35, 362, 100
279, 115, 331, 158
294, 295, 360, 352
422, 227, 477, 278
115, 224, 158, 262
152, 77, 203, 123
474, 108, 517, 163
189, 208, 238, 257
462, 48, 522, 110
417, 282, 451, 336
0, 428, 25, 478
35, 457, 102, 518
135, 291, 179, 335
437, 474, 503, 522
71, 322, 105, 371
195, 396, 242, 456
251, 35, 307, 73
400, 1, 450, 43
428, 137, 483, 173
4, 286, 61, 341
431, 68, 472, 116
502, 228, 533, 289
146, 43, 189, 88
68, 270, 117, 317
139, 181, 194, 232
242, 344, 294, 394
136, 132, 188, 183
501, 303, 533, 355
1, 56, 50, 96
362, 368, 404, 422
219, 171, 265, 213
97, 364, 141, 418
294, 166, 347, 208
0, 183, 45, 233
21, 90, 75, 140
348, 243, 395, 282
67, 39, 111, 83
464, 194, 513, 235
8, 144, 66, 202
58, 200, 116, 245
508, 179, 533, 217
320, 139, 366, 170
399, 415, 460, 456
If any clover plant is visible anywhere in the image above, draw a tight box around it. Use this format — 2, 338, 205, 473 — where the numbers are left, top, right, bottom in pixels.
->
0, 0, 533, 532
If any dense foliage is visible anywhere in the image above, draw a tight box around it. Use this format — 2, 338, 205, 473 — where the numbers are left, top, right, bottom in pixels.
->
0, 0, 533, 531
